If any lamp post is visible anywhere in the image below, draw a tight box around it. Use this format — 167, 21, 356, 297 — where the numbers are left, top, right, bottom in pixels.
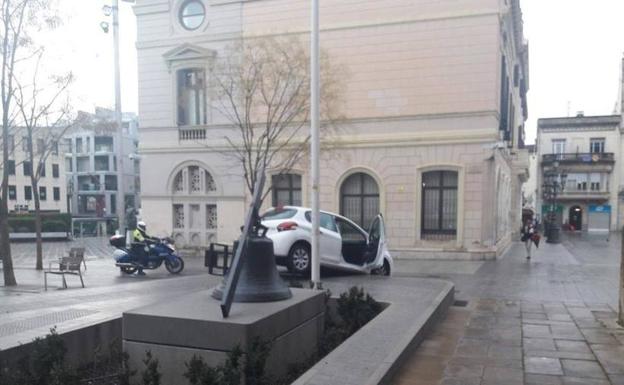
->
310, 0, 321, 290
101, 0, 135, 236
542, 161, 567, 244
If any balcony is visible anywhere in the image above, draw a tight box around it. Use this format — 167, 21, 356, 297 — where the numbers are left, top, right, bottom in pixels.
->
542, 152, 614, 165
179, 127, 206, 141
558, 187, 610, 201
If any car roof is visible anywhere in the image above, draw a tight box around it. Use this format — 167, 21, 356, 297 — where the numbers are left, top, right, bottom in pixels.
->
269, 206, 368, 230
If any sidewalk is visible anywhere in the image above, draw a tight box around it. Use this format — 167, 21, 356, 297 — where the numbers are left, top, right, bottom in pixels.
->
392, 233, 624, 385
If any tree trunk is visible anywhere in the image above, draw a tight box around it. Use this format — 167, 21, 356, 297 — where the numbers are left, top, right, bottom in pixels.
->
619, 227, 624, 327
0, 197, 17, 286
33, 185, 43, 270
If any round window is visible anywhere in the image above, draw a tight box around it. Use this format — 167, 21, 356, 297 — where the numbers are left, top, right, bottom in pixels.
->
180, 0, 205, 31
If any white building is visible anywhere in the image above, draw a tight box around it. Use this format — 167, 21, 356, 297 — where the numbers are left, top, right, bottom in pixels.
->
64, 108, 140, 235
134, 0, 530, 259
1, 130, 67, 213
536, 114, 621, 231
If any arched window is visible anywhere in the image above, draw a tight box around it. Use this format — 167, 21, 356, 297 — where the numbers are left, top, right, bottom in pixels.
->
340, 172, 379, 229
170, 164, 217, 247
421, 170, 457, 240
171, 165, 216, 195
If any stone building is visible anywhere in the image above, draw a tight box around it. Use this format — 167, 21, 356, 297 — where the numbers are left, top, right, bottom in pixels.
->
134, 0, 530, 259
536, 114, 621, 232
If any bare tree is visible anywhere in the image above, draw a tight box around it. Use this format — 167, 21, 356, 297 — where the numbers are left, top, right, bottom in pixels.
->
1, 0, 61, 286
14, 54, 73, 270
210, 36, 344, 198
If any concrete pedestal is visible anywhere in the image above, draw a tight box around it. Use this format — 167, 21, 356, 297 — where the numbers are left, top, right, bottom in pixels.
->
122, 288, 325, 384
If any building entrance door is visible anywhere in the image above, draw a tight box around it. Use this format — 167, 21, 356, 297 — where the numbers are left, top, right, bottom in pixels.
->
569, 206, 582, 231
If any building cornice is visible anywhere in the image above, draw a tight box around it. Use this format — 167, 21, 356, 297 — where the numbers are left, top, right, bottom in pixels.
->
135, 9, 500, 50
537, 115, 620, 132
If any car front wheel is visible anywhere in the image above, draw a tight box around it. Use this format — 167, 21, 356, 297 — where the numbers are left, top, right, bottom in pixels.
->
288, 243, 311, 276
373, 259, 391, 276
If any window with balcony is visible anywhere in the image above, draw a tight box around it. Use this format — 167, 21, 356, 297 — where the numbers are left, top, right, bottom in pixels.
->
590, 138, 605, 154
177, 68, 206, 126
552, 139, 566, 155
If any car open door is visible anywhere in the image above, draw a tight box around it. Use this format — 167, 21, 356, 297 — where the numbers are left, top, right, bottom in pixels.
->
365, 214, 386, 268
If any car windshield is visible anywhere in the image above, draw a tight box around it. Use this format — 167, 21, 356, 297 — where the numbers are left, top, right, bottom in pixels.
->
261, 208, 297, 221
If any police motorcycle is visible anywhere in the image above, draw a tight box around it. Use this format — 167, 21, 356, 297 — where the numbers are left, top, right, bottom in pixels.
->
109, 225, 184, 275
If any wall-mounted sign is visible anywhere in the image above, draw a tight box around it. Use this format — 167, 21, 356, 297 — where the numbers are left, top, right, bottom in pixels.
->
589, 205, 611, 213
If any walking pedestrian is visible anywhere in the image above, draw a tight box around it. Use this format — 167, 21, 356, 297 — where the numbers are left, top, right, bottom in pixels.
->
521, 219, 536, 259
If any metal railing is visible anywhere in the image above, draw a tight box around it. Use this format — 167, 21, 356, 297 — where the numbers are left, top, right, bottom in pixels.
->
542, 152, 614, 164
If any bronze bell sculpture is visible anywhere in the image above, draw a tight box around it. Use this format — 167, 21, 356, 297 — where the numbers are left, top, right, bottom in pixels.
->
212, 233, 292, 303
213, 166, 292, 317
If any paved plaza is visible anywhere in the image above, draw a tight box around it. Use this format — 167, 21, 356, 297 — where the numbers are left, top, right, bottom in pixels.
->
1, 233, 623, 384
393, 232, 624, 385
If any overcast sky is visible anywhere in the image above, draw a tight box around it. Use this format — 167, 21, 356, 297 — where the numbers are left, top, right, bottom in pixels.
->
52, 0, 624, 145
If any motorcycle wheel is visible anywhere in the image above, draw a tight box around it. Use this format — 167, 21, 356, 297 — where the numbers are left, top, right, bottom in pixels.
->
120, 266, 137, 274
165, 257, 184, 274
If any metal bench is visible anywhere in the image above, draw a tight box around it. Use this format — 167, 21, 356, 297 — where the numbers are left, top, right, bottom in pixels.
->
44, 255, 85, 290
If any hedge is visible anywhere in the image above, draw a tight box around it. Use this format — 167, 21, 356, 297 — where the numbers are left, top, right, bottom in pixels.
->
8, 213, 71, 233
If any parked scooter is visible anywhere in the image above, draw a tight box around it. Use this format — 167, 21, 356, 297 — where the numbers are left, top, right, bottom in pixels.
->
109, 235, 184, 274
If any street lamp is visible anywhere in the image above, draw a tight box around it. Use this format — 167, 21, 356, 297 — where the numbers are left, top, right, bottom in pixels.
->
542, 161, 567, 244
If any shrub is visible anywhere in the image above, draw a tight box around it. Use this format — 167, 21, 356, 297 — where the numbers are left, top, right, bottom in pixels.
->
141, 350, 161, 385
1, 327, 80, 385
42, 220, 68, 232
337, 286, 383, 335
8, 213, 71, 233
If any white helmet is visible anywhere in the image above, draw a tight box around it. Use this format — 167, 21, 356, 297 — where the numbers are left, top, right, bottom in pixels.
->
137, 221, 146, 232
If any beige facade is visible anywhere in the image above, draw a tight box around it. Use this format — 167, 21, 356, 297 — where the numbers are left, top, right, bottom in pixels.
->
536, 115, 621, 231
134, 0, 529, 259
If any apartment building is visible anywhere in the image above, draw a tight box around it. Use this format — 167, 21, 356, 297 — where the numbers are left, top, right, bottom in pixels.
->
536, 114, 621, 231
64, 108, 140, 235
1, 130, 67, 213
133, 0, 530, 259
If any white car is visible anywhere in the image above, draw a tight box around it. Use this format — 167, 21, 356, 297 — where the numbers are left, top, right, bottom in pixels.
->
261, 206, 393, 276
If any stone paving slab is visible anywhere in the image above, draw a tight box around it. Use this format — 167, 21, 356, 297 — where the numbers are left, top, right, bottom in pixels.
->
392, 298, 624, 385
